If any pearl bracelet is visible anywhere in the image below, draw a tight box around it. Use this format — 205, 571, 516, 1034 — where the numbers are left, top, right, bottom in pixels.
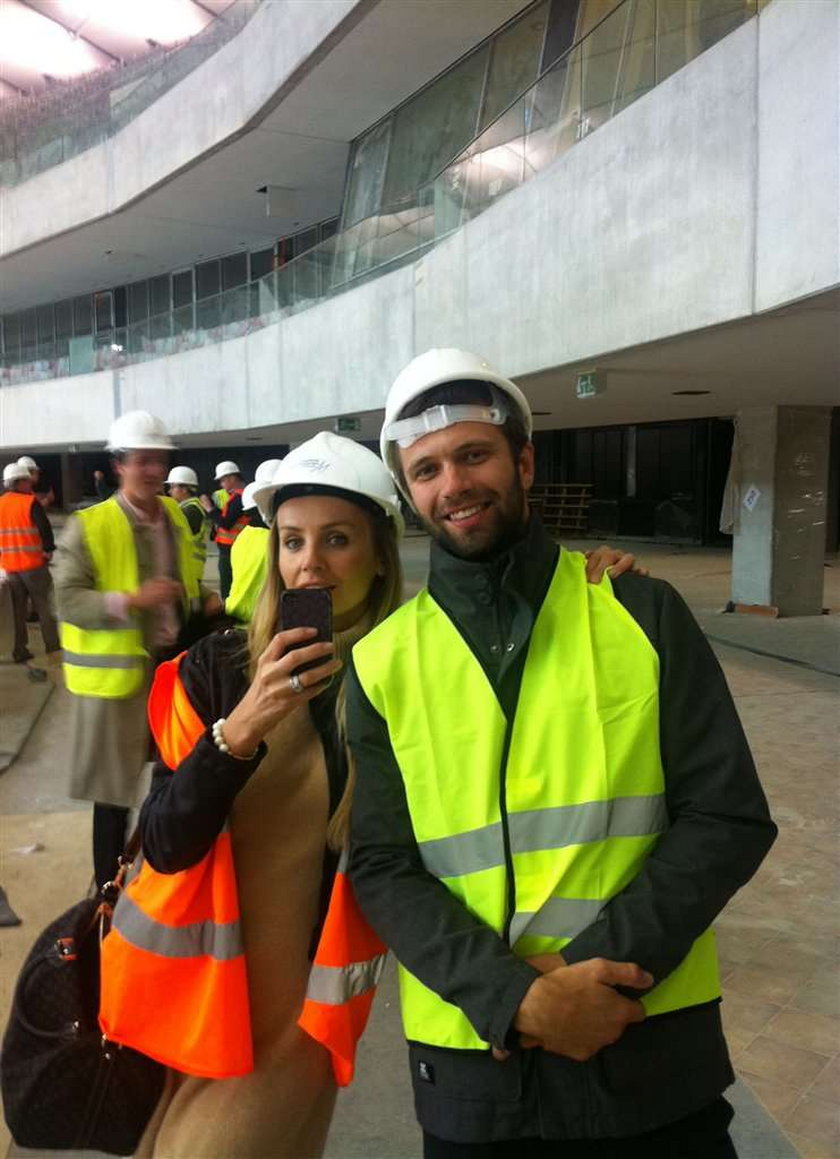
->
211, 718, 257, 761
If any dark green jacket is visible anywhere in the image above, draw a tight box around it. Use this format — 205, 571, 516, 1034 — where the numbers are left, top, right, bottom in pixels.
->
347, 517, 776, 1142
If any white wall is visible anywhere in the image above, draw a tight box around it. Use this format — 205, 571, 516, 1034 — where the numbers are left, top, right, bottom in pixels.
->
2, 0, 837, 451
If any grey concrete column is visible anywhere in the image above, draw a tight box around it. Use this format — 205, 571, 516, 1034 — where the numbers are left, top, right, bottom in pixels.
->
59, 453, 84, 509
731, 406, 831, 616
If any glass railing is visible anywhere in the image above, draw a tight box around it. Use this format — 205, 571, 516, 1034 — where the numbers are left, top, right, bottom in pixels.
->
0, 0, 261, 187
1, 0, 763, 386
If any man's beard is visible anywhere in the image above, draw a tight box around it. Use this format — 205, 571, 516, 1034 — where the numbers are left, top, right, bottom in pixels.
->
421, 472, 529, 562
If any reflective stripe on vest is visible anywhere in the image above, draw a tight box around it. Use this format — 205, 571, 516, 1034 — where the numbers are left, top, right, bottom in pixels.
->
60, 497, 200, 699
352, 550, 721, 1051
0, 492, 44, 572
215, 490, 248, 548
180, 496, 209, 584
99, 653, 253, 1078
225, 525, 269, 622
298, 848, 387, 1086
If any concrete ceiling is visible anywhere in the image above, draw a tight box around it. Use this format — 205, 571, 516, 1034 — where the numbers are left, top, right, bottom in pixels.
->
1, 0, 528, 312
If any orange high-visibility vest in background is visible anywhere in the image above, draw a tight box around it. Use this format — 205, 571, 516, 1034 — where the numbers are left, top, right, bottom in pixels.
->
215, 490, 248, 549
99, 651, 384, 1084
0, 491, 45, 572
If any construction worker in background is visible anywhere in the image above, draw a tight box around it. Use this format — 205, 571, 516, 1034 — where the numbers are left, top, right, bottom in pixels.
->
166, 465, 210, 585
17, 454, 55, 508
54, 410, 223, 890
0, 461, 61, 667
225, 458, 282, 623
200, 460, 248, 601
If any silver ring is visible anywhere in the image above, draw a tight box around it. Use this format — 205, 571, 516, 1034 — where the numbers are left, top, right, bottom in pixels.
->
289, 672, 304, 694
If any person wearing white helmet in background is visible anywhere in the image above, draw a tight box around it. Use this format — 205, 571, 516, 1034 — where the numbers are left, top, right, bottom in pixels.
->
225, 458, 283, 623
17, 454, 55, 508
104, 432, 404, 1158
345, 349, 776, 1159
165, 465, 210, 585
0, 461, 60, 667
54, 411, 223, 891
199, 460, 248, 601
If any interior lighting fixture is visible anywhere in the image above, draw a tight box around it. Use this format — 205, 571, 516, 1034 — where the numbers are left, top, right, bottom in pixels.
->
0, 2, 104, 81
56, 0, 209, 48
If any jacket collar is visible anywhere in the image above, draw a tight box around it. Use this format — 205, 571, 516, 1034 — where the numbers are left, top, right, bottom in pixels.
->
428, 511, 558, 615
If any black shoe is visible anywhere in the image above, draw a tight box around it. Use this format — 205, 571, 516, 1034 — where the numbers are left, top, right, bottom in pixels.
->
13, 650, 34, 663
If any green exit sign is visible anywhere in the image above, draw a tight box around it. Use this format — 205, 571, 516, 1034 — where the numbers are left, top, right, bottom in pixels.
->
575, 370, 606, 399
335, 415, 362, 434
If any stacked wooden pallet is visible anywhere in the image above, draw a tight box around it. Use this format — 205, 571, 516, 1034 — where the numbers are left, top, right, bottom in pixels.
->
529, 483, 592, 535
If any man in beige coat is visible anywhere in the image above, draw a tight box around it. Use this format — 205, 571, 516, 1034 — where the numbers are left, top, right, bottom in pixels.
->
55, 411, 221, 887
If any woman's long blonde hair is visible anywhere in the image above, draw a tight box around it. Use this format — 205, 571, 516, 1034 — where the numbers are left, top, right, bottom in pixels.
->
246, 504, 403, 849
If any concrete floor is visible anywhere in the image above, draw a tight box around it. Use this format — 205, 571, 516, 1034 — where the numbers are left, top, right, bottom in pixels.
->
1, 538, 837, 1158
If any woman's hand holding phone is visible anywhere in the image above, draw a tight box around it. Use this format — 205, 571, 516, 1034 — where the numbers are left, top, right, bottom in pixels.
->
221, 628, 342, 758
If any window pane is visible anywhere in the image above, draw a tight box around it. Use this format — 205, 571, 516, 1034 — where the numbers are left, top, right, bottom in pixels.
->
479, 1, 548, 131
172, 269, 193, 308
36, 303, 55, 344
343, 119, 392, 228
249, 246, 275, 281
128, 280, 149, 323
382, 46, 489, 212
196, 259, 220, 301
541, 0, 581, 70
291, 226, 319, 259
221, 253, 247, 290
113, 286, 127, 328
3, 314, 21, 359
55, 299, 74, 340
73, 295, 92, 336
21, 309, 37, 346
94, 291, 113, 334
149, 275, 170, 317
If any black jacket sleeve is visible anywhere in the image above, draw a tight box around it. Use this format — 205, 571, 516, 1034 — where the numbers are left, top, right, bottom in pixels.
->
31, 500, 55, 554
347, 661, 538, 1049
182, 502, 205, 536
560, 575, 777, 982
139, 634, 266, 874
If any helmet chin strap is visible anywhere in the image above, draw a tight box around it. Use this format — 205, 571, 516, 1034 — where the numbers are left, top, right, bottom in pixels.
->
384, 403, 507, 448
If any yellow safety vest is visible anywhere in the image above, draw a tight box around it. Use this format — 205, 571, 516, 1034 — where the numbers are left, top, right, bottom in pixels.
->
60, 497, 200, 699
225, 525, 269, 623
180, 496, 210, 584
353, 549, 720, 1051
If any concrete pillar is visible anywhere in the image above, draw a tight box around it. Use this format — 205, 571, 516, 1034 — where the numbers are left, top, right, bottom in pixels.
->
60, 453, 85, 509
731, 406, 831, 616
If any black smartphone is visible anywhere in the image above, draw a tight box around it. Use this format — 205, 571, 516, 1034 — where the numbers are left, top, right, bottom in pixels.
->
278, 588, 333, 676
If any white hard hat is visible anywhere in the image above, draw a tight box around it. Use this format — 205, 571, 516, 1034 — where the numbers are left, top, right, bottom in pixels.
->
214, 460, 241, 481
17, 455, 39, 471
380, 349, 532, 489
252, 432, 404, 536
106, 410, 175, 453
3, 462, 31, 485
166, 465, 199, 488
242, 458, 283, 512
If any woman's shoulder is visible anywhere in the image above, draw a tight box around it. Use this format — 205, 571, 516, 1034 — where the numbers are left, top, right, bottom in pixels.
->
180, 628, 250, 713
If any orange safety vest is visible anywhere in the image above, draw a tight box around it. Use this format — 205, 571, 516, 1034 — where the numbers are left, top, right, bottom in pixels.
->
0, 491, 45, 573
215, 490, 249, 549
98, 652, 384, 1085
